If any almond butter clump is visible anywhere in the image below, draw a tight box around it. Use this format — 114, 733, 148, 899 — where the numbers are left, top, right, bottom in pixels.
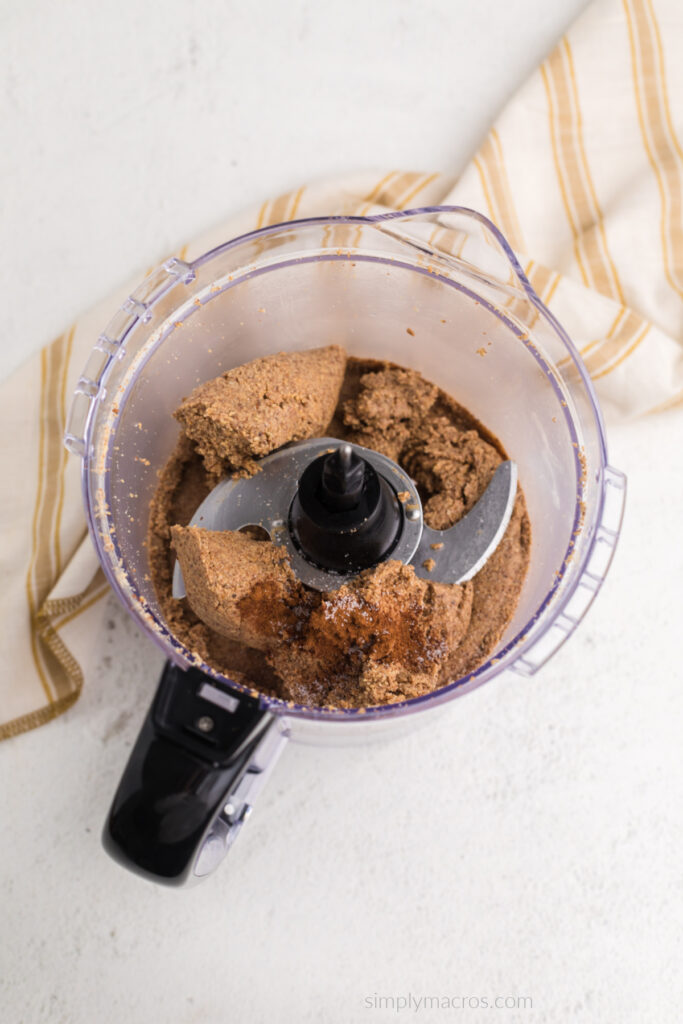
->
175, 345, 346, 478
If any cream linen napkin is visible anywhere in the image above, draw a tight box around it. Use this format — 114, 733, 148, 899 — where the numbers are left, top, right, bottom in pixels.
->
2, 0, 682, 740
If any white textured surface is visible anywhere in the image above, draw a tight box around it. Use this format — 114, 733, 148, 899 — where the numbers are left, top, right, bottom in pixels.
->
2, 2, 683, 1023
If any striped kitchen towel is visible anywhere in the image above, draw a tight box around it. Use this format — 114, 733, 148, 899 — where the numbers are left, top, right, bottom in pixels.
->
1, 0, 682, 739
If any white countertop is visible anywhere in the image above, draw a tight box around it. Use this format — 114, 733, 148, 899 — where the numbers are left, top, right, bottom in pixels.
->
2, 2, 682, 1022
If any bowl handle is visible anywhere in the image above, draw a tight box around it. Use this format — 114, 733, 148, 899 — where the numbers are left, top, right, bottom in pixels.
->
102, 661, 288, 886
508, 465, 627, 676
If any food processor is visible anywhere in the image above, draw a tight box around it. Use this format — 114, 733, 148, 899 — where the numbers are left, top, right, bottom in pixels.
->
64, 206, 626, 886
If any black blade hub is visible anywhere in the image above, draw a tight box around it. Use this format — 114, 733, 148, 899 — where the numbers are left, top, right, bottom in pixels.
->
289, 444, 402, 573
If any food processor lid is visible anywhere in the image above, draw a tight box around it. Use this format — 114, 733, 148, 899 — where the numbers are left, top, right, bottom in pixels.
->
172, 437, 517, 596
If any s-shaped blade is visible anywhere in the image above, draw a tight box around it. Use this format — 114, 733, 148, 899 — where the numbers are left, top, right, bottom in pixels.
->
172, 438, 517, 597
410, 460, 518, 583
171, 438, 424, 597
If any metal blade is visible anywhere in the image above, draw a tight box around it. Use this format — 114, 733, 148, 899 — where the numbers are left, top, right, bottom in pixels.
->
172, 440, 341, 598
172, 437, 424, 598
410, 460, 518, 583
172, 437, 516, 598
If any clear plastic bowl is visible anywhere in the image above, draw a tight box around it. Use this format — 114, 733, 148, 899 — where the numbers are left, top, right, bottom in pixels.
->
66, 207, 626, 739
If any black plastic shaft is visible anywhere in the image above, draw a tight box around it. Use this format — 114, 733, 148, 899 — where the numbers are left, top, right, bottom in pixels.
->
289, 445, 402, 573
320, 445, 366, 510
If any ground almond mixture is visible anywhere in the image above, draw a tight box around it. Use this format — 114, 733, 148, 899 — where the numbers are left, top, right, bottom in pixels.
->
148, 345, 530, 708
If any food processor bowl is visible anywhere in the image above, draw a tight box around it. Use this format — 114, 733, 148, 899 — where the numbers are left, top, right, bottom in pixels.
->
65, 207, 625, 884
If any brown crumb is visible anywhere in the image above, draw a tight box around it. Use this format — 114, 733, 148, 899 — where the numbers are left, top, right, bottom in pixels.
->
402, 417, 502, 530
171, 526, 303, 651
267, 561, 474, 707
342, 365, 438, 461
175, 345, 346, 477
422, 558, 436, 572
